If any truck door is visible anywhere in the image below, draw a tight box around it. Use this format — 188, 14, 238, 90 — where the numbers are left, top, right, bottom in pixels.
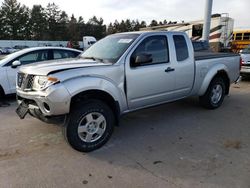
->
125, 35, 176, 109
171, 34, 195, 98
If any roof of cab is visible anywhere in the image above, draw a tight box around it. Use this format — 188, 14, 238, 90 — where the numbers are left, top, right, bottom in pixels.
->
112, 30, 185, 36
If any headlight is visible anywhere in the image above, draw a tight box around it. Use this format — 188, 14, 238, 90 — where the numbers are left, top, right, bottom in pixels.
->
32, 76, 59, 91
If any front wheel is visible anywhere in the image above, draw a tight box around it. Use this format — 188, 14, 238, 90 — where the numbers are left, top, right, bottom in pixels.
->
63, 100, 115, 152
199, 77, 226, 109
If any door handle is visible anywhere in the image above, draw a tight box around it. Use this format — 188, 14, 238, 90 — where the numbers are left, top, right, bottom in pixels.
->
165, 67, 175, 72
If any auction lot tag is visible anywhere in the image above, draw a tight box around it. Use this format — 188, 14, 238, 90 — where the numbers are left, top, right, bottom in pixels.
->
118, 39, 133, 43
16, 101, 29, 119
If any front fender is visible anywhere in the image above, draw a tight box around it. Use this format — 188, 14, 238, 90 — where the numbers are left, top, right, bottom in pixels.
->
198, 64, 229, 96
62, 76, 128, 112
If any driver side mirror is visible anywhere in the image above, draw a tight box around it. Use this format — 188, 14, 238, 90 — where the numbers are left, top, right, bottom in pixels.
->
11, 60, 21, 68
131, 53, 152, 67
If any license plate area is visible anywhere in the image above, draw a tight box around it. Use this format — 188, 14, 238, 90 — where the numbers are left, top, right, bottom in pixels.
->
16, 101, 29, 119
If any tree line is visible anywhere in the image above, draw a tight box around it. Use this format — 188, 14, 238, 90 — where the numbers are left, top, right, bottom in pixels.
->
0, 0, 180, 41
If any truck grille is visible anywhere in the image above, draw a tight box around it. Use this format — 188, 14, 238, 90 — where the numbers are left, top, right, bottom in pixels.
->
17, 73, 35, 91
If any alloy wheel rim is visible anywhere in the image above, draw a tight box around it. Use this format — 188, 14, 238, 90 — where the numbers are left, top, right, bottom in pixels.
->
211, 84, 223, 104
78, 112, 106, 143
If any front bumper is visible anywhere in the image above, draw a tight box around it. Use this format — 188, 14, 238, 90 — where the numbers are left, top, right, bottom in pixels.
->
16, 83, 71, 117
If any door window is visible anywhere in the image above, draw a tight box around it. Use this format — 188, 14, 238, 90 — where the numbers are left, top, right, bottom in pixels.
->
243, 33, 250, 40
131, 35, 169, 66
18, 50, 49, 65
235, 33, 242, 40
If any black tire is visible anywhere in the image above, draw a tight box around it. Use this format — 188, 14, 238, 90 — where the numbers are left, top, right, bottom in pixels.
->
63, 99, 115, 152
199, 77, 226, 109
0, 85, 5, 99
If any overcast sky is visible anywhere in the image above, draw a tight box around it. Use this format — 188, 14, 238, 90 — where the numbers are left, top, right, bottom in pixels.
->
2, 0, 249, 29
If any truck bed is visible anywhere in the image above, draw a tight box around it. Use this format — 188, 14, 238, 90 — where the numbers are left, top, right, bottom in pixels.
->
194, 51, 239, 61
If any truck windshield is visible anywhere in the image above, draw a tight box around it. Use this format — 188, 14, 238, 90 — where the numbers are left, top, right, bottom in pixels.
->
81, 34, 139, 64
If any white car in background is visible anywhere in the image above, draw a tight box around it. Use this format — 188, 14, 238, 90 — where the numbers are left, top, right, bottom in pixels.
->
0, 47, 82, 97
0, 47, 18, 54
240, 46, 250, 76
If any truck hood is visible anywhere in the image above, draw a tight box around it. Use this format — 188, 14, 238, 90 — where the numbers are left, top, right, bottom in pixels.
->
20, 58, 112, 76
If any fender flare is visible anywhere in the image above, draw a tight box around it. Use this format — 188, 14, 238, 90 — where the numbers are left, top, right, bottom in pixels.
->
198, 64, 229, 96
63, 76, 127, 112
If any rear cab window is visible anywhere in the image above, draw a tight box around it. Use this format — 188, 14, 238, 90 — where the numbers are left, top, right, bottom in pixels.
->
173, 35, 189, 62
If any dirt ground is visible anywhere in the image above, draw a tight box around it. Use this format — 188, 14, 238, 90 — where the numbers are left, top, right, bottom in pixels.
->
0, 80, 250, 188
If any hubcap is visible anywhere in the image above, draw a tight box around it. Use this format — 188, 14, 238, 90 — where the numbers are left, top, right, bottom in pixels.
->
211, 84, 223, 104
78, 112, 106, 143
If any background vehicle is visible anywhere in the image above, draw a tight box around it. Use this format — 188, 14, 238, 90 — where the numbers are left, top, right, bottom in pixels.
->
231, 29, 250, 52
13, 45, 29, 50
240, 46, 250, 76
0, 47, 18, 54
0, 47, 82, 96
0, 38, 97, 51
16, 31, 240, 152
83, 36, 97, 51
4, 47, 19, 54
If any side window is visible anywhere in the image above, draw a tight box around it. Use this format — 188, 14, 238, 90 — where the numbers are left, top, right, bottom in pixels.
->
131, 35, 169, 66
173, 35, 189, 62
243, 33, 250, 40
53, 50, 77, 59
18, 50, 48, 65
235, 33, 242, 40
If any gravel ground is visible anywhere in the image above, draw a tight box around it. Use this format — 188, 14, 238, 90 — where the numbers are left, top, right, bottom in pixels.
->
0, 80, 250, 188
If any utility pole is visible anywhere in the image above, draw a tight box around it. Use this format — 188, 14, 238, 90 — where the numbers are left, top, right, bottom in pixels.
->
202, 0, 213, 42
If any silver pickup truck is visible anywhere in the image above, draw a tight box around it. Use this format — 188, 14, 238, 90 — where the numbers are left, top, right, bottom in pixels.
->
16, 31, 241, 152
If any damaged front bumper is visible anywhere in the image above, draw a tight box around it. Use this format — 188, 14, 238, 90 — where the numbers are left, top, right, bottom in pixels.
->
16, 83, 71, 124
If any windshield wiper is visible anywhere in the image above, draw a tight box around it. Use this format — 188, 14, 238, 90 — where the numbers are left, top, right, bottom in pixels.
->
83, 56, 104, 62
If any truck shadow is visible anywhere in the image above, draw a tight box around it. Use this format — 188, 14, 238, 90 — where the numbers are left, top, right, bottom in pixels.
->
86, 97, 236, 179
82, 91, 250, 185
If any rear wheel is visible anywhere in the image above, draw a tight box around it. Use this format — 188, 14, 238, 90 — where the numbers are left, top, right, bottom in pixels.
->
63, 99, 115, 152
199, 77, 226, 109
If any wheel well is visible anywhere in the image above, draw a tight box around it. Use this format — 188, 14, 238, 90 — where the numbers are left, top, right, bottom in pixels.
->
71, 90, 120, 124
214, 70, 230, 95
